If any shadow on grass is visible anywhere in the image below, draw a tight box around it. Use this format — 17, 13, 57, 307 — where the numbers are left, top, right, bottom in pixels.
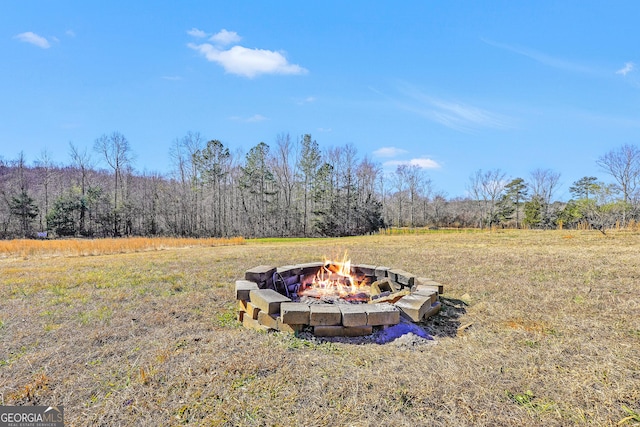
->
422, 297, 468, 338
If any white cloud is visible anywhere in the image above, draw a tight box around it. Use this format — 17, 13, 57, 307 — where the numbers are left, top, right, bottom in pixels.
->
187, 28, 207, 38
407, 95, 510, 132
188, 42, 307, 78
65, 30, 76, 37
482, 38, 592, 73
162, 75, 182, 81
429, 98, 509, 130
616, 62, 634, 76
384, 157, 441, 169
210, 29, 241, 46
373, 147, 408, 158
246, 114, 267, 122
317, 127, 332, 133
14, 31, 50, 49
230, 114, 267, 123
296, 96, 316, 105
397, 85, 512, 132
378, 83, 512, 133
408, 158, 441, 169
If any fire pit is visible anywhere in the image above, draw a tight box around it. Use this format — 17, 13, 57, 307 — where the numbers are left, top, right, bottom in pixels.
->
235, 255, 444, 338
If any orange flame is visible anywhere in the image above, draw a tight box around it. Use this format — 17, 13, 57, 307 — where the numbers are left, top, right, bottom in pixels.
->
299, 252, 370, 301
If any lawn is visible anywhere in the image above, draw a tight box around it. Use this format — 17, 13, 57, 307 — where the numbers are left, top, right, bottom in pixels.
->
0, 231, 639, 426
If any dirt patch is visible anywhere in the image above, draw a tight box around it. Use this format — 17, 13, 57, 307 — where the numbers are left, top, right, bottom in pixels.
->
424, 297, 468, 338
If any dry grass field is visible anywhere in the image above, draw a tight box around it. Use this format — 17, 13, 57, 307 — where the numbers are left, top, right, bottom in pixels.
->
0, 231, 639, 426
0, 236, 245, 259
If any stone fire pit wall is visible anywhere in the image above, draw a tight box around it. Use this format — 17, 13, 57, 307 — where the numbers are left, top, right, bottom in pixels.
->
235, 263, 444, 337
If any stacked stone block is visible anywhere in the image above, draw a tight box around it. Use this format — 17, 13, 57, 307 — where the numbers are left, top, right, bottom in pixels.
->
235, 263, 445, 337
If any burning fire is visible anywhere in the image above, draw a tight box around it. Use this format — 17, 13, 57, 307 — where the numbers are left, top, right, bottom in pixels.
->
299, 252, 370, 302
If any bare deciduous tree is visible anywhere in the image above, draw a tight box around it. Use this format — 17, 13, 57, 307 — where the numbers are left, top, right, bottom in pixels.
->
169, 131, 204, 236
395, 164, 430, 227
69, 142, 95, 235
529, 168, 561, 206
272, 133, 298, 235
481, 169, 506, 227
430, 191, 448, 227
596, 144, 640, 223
297, 134, 320, 236
94, 132, 133, 236
468, 168, 506, 228
528, 168, 560, 228
392, 165, 409, 227
35, 149, 56, 232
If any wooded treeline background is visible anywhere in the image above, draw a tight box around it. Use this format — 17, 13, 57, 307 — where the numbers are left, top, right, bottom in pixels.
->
2, 131, 640, 239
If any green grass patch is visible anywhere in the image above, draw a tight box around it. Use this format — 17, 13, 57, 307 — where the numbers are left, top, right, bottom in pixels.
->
77, 306, 113, 326
505, 389, 556, 414
214, 306, 241, 328
248, 237, 328, 244
379, 227, 484, 235
619, 405, 640, 425
0, 346, 28, 368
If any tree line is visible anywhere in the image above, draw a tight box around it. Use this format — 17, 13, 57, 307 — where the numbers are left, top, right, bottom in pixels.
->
465, 144, 640, 233
1, 132, 639, 239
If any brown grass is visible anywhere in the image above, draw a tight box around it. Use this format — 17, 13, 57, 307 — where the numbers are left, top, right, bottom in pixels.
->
0, 236, 245, 259
0, 231, 639, 426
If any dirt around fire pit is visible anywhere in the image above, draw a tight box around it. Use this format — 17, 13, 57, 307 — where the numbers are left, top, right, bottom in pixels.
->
295, 318, 435, 347
423, 297, 468, 338
294, 298, 468, 347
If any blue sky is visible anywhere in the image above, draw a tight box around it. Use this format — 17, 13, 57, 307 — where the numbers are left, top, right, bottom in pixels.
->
2, 1, 639, 198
